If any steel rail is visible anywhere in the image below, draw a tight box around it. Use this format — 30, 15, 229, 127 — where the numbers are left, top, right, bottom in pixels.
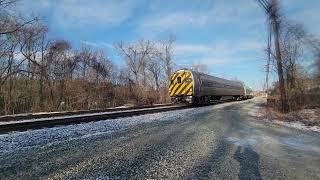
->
0, 105, 188, 134
0, 104, 172, 122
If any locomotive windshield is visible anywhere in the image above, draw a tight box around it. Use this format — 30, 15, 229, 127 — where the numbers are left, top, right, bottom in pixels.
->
185, 78, 192, 83
177, 77, 182, 84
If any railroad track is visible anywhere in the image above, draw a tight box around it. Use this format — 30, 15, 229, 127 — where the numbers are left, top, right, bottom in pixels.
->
0, 99, 240, 134
0, 104, 172, 122
0, 105, 189, 134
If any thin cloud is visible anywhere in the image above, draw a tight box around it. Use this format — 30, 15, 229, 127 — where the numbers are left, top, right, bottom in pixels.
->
80, 40, 114, 49
21, 0, 138, 29
174, 44, 212, 56
174, 40, 264, 67
138, 0, 260, 33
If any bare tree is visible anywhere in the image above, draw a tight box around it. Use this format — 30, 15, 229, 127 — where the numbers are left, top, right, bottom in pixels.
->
92, 50, 114, 82
0, 0, 177, 115
116, 39, 153, 84
260, 14, 320, 111
0, 37, 23, 87
280, 23, 305, 89
158, 36, 175, 81
308, 38, 320, 83
314, 49, 320, 84
0, 0, 37, 35
316, 51, 320, 74
147, 55, 162, 91
0, 0, 17, 7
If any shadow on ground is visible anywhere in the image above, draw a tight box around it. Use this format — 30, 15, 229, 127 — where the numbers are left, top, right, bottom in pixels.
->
233, 144, 261, 180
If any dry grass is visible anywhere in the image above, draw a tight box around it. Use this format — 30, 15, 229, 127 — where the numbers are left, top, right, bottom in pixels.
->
287, 108, 320, 126
266, 92, 320, 126
266, 107, 320, 127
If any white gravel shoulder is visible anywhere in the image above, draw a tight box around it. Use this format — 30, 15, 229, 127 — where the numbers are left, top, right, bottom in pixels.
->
0, 106, 204, 154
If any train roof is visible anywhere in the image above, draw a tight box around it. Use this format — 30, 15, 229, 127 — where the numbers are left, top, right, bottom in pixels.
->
175, 69, 244, 86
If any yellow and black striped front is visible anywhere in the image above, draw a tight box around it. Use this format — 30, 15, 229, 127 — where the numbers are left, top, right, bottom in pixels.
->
169, 70, 193, 97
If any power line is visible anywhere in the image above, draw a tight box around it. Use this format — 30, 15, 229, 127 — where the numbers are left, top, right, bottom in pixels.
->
255, 0, 269, 12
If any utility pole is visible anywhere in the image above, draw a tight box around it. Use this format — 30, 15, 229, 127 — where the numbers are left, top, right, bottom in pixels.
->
272, 7, 289, 112
256, 0, 289, 112
266, 25, 271, 95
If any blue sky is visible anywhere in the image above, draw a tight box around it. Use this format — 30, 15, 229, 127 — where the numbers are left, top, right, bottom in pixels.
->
18, 0, 320, 90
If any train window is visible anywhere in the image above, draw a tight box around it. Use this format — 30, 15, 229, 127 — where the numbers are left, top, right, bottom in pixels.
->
177, 77, 182, 84
185, 78, 192, 83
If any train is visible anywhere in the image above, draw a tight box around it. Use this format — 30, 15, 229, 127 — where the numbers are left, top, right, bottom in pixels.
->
169, 69, 253, 104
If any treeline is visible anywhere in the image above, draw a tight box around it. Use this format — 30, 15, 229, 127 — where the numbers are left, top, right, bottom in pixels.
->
268, 22, 320, 111
0, 1, 175, 115
257, 0, 320, 112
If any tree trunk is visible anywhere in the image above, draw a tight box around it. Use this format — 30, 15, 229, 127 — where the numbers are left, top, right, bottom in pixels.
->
273, 21, 289, 112
39, 67, 45, 110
